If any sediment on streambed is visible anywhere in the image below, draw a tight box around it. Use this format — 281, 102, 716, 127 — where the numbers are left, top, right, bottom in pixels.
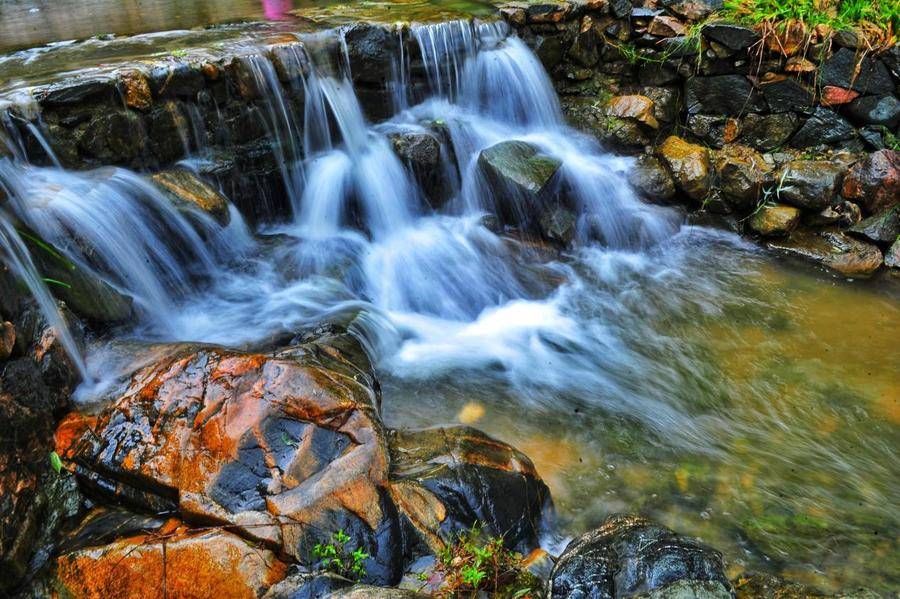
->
1, 1, 898, 597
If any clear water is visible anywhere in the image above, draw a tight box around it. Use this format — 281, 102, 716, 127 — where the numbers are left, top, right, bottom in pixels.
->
0, 19, 897, 595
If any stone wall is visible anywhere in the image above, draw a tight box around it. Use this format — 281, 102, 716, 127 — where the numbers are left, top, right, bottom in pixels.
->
501, 0, 900, 275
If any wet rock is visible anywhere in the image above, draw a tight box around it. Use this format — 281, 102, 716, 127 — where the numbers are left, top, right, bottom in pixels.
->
66, 339, 407, 583
3, 219, 131, 326
629, 154, 677, 202
638, 579, 733, 598
767, 229, 883, 277
649, 16, 687, 37
759, 77, 813, 113
56, 526, 288, 598
750, 204, 801, 236
685, 75, 761, 116
686, 114, 738, 148
388, 426, 551, 555
37, 76, 117, 107
885, 239, 900, 268
820, 85, 860, 107
807, 200, 862, 228
841, 149, 900, 214
151, 169, 232, 226
500, 6, 527, 26
790, 107, 856, 148
148, 61, 205, 99
227, 54, 268, 101
0, 322, 14, 361
715, 144, 770, 212
702, 23, 758, 51
609, 0, 633, 19
659, 0, 723, 21
388, 130, 447, 209
640, 86, 680, 124
539, 205, 578, 245
776, 160, 845, 210
739, 113, 799, 151
657, 136, 711, 201
568, 17, 600, 67
477, 140, 562, 223
343, 23, 399, 86
78, 110, 146, 164
820, 48, 894, 95
606, 95, 659, 129
548, 514, 731, 599
269, 42, 310, 83
146, 102, 190, 163
117, 69, 153, 111
848, 206, 900, 244
534, 34, 568, 71
845, 95, 900, 129
526, 3, 573, 24
265, 572, 426, 598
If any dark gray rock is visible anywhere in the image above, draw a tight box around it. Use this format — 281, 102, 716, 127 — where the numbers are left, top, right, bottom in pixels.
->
609, 0, 633, 19
629, 154, 677, 202
848, 206, 900, 244
701, 23, 758, 51
148, 62, 205, 99
845, 95, 900, 129
739, 113, 800, 151
759, 77, 814, 113
37, 76, 117, 107
685, 75, 762, 116
660, 0, 723, 20
547, 514, 732, 599
789, 107, 856, 148
777, 160, 846, 210
686, 114, 732, 148
820, 48, 894, 95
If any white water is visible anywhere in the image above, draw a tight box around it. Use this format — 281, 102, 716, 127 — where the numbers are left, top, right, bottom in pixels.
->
0, 19, 687, 433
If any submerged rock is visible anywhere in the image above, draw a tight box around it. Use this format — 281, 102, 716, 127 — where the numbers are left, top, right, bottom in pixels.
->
750, 204, 801, 236
547, 514, 732, 599
767, 229, 883, 277
264, 572, 427, 598
841, 149, 900, 215
151, 169, 232, 226
732, 572, 881, 598
657, 136, 711, 202
776, 160, 845, 210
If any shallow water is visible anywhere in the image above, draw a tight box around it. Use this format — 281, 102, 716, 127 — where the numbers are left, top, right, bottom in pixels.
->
1, 16, 898, 596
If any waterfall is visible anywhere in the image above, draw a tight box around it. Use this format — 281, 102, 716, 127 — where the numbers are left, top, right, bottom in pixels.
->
0, 211, 89, 380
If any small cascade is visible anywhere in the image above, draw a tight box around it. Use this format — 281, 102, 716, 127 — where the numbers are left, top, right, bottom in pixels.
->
0, 158, 239, 328
0, 210, 89, 380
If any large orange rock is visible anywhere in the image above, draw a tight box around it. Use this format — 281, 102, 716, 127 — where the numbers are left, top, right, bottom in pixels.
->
657, 136, 711, 202
57, 526, 288, 599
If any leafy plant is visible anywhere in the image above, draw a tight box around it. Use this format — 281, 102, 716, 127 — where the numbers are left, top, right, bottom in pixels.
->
311, 529, 370, 581
433, 524, 543, 598
49, 451, 64, 474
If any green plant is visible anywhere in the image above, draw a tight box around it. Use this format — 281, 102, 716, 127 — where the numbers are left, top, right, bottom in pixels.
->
311, 529, 370, 581
49, 451, 64, 474
882, 127, 900, 151
433, 524, 543, 598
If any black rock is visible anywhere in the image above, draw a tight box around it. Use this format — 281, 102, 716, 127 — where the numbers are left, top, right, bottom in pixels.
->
37, 77, 117, 107
848, 205, 900, 244
685, 75, 763, 116
845, 95, 900, 129
702, 23, 758, 51
548, 514, 732, 599
820, 48, 894, 95
739, 112, 800, 151
760, 77, 814, 113
148, 62, 204, 99
609, 0, 633, 19
789, 107, 857, 148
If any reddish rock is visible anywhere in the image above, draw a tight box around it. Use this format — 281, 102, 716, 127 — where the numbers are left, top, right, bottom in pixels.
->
841, 149, 900, 215
57, 526, 288, 599
118, 69, 152, 111
821, 85, 860, 107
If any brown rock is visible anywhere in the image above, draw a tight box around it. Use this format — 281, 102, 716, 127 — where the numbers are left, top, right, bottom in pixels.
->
0, 322, 14, 361
657, 136, 711, 201
821, 85, 860, 107
648, 16, 686, 37
768, 229, 883, 277
500, 6, 527, 26
764, 19, 807, 56
784, 56, 816, 73
750, 204, 801, 236
151, 169, 232, 225
885, 239, 900, 268
118, 69, 152, 111
841, 149, 900, 215
715, 145, 770, 211
606, 95, 659, 129
776, 160, 846, 210
57, 526, 288, 599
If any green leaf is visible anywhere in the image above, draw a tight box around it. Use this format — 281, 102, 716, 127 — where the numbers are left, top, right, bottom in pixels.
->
49, 451, 63, 474
42, 277, 72, 290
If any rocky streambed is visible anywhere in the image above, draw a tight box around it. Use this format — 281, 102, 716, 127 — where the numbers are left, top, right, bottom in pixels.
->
1, 1, 899, 598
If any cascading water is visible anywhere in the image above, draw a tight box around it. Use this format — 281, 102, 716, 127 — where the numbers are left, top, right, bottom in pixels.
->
2, 21, 896, 591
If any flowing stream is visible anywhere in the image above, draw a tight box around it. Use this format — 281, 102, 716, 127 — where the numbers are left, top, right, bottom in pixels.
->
0, 19, 897, 593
